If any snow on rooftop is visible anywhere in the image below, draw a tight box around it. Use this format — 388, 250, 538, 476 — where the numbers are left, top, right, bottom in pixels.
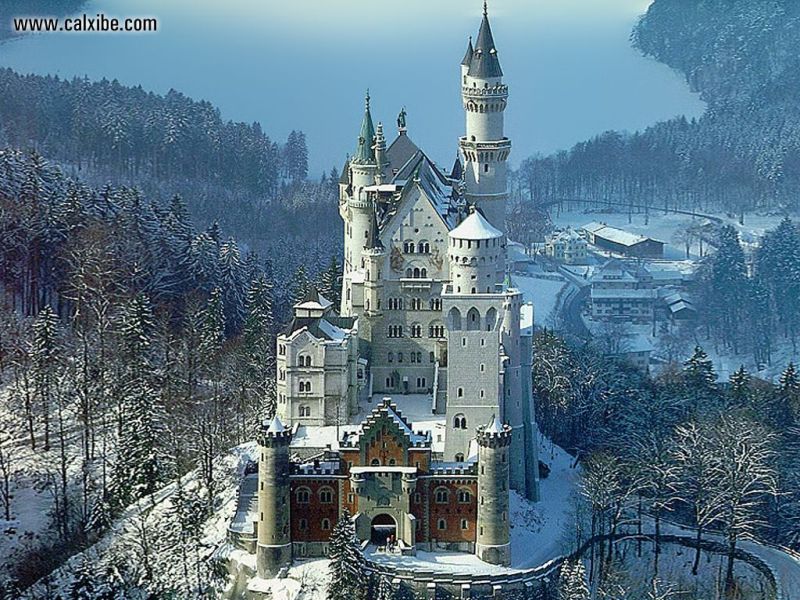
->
267, 415, 286, 433
583, 222, 660, 247
318, 319, 347, 341
450, 209, 503, 240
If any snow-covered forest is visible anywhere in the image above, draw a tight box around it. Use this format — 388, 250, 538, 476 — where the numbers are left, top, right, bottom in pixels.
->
517, 0, 800, 217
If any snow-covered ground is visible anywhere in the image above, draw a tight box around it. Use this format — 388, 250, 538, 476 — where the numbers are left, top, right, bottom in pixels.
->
551, 207, 788, 260
512, 273, 569, 327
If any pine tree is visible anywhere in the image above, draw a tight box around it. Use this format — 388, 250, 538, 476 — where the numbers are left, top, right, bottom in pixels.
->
327, 509, 365, 600
112, 295, 168, 507
32, 305, 60, 451
87, 492, 113, 538
780, 363, 800, 406
558, 559, 590, 600
219, 238, 247, 334
729, 365, 751, 405
241, 275, 275, 421
69, 556, 97, 599
683, 346, 717, 412
289, 265, 311, 307
375, 575, 394, 600
319, 256, 342, 310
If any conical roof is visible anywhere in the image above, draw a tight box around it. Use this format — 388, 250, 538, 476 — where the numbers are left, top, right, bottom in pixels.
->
468, 4, 503, 78
353, 91, 376, 164
449, 208, 503, 240
486, 415, 504, 435
461, 36, 474, 67
266, 415, 286, 434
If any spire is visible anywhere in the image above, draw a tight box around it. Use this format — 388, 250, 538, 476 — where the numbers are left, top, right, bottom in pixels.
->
353, 90, 376, 164
469, 4, 503, 78
461, 36, 474, 67
483, 0, 488, 16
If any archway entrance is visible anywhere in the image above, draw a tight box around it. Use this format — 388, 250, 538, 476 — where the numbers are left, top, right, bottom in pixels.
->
370, 513, 397, 546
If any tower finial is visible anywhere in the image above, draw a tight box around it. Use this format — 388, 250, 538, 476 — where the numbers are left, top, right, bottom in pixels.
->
483, 0, 488, 17
365, 88, 370, 110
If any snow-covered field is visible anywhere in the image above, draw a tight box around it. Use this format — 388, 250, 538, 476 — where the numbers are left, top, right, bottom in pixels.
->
551, 207, 788, 260
513, 273, 569, 327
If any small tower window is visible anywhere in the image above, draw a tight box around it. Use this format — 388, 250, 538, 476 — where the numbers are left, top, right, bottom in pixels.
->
321, 518, 331, 531
484, 164, 489, 173
435, 487, 449, 504
438, 519, 447, 531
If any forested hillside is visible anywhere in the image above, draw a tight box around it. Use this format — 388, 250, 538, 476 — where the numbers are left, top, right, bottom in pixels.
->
517, 0, 800, 218
0, 148, 345, 593
0, 69, 342, 292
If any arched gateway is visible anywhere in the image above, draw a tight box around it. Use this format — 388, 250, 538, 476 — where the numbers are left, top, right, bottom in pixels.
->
371, 514, 397, 545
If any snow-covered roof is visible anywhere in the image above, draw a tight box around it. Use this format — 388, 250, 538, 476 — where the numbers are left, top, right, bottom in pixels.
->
450, 209, 503, 240
485, 415, 504, 434
350, 466, 418, 475
317, 319, 347, 341
267, 416, 286, 434
582, 222, 662, 247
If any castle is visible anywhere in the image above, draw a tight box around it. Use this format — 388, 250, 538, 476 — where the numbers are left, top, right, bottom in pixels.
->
229, 3, 541, 580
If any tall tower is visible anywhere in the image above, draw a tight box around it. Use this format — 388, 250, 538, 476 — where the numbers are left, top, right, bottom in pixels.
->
341, 92, 378, 315
256, 416, 292, 578
475, 416, 511, 566
459, 2, 511, 232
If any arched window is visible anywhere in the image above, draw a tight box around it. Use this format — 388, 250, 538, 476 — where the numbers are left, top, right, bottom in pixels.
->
457, 489, 471, 503
437, 518, 447, 530
486, 307, 497, 331
455, 453, 465, 463
421, 268, 428, 278
410, 323, 422, 338
457, 387, 464, 398
434, 487, 449, 504
397, 352, 403, 363
448, 307, 462, 330
403, 240, 415, 254
299, 518, 308, 531
296, 487, 311, 503
467, 307, 480, 330
321, 518, 331, 531
378, 496, 391, 507
429, 351, 436, 363
371, 458, 381, 466
299, 405, 311, 417
413, 267, 420, 278
453, 414, 467, 429
319, 487, 334, 503
405, 268, 413, 278
429, 298, 442, 311
388, 352, 394, 363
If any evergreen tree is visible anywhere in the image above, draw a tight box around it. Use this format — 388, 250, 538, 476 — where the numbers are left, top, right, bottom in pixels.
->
729, 365, 751, 405
375, 575, 394, 600
69, 556, 97, 599
284, 130, 309, 182
683, 346, 717, 412
241, 275, 275, 418
32, 305, 60, 451
289, 265, 311, 307
558, 559, 590, 600
87, 492, 114, 538
780, 362, 800, 415
319, 256, 342, 310
219, 238, 247, 334
327, 509, 365, 600
112, 295, 169, 507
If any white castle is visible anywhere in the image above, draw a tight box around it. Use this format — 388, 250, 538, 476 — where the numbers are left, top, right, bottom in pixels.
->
274, 2, 540, 502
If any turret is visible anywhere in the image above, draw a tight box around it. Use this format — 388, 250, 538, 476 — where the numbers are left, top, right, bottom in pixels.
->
363, 208, 385, 319
459, 1, 511, 231
256, 416, 293, 578
475, 416, 511, 566
342, 92, 377, 282
448, 207, 505, 294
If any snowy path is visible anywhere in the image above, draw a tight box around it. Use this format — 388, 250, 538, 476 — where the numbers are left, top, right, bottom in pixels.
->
647, 519, 800, 600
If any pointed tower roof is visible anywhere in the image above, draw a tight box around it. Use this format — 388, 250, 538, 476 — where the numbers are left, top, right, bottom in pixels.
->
450, 156, 463, 181
469, 2, 503, 78
353, 91, 376, 164
486, 415, 504, 435
267, 415, 286, 434
449, 207, 503, 240
461, 36, 474, 66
